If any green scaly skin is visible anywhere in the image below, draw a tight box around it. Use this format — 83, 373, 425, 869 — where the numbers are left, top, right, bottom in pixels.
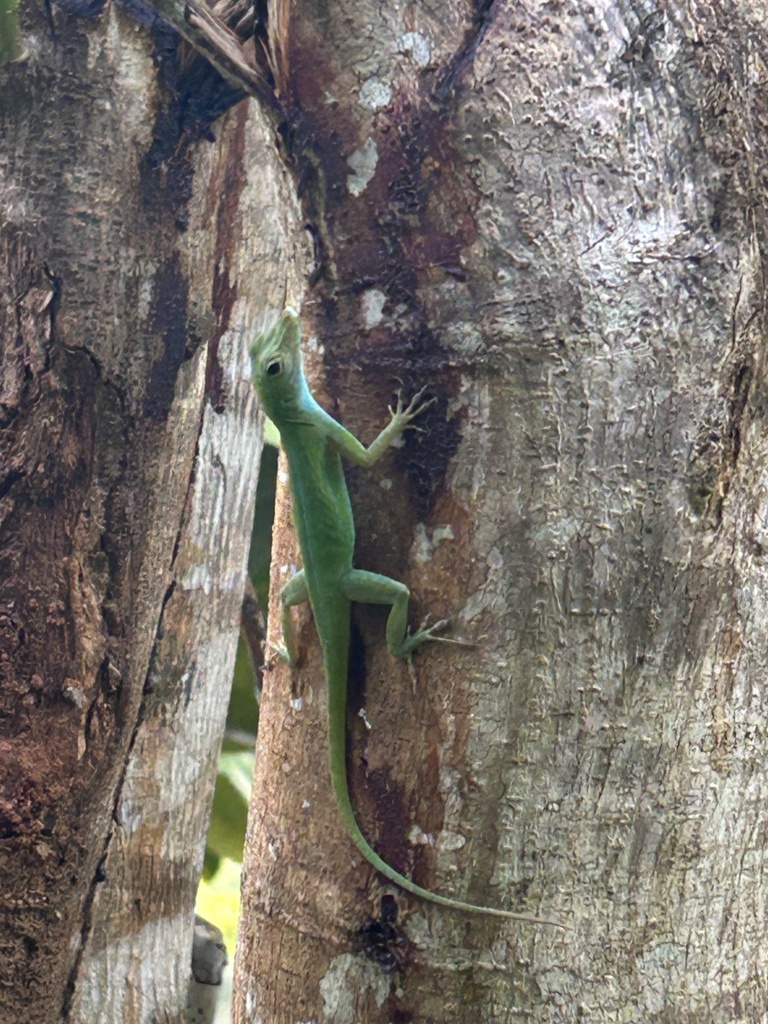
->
251, 309, 564, 927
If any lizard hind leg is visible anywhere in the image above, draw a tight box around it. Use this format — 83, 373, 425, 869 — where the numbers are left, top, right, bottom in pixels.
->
340, 568, 448, 660
277, 569, 308, 666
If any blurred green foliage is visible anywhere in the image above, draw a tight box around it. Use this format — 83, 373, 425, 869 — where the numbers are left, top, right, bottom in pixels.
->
196, 858, 242, 959
203, 751, 255, 876
0, 0, 21, 65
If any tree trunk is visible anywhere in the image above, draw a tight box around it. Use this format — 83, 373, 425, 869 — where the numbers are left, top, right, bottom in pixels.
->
235, 0, 768, 1021
0, 5, 298, 1022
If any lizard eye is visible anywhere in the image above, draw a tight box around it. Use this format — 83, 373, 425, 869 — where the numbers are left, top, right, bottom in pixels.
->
266, 359, 282, 377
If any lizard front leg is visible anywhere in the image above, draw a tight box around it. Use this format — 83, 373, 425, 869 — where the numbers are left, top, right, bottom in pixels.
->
324, 388, 435, 469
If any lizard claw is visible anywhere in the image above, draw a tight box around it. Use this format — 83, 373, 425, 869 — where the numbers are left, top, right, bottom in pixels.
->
388, 384, 436, 430
395, 617, 451, 658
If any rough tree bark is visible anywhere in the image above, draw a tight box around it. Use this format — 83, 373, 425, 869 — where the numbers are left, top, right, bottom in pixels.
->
5, 0, 768, 1020
233, 0, 768, 1022
0, 4, 299, 1022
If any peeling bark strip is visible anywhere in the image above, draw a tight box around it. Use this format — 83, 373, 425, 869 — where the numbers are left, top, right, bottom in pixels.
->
0, 3, 296, 1022
117, 0, 283, 121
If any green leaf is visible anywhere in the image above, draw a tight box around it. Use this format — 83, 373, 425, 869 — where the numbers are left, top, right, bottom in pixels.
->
205, 752, 254, 865
0, 0, 21, 65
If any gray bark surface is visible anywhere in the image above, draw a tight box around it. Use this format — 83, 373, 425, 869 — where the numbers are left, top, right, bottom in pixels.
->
235, 0, 768, 1021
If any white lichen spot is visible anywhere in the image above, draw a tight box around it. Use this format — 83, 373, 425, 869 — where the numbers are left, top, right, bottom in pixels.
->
302, 799, 311, 809
486, 546, 504, 570
320, 955, 390, 1021
408, 824, 436, 847
359, 76, 392, 110
305, 332, 323, 355
138, 275, 154, 321
62, 678, 88, 711
182, 563, 213, 594
290, 697, 303, 711
411, 523, 455, 563
437, 829, 467, 851
361, 288, 387, 328
398, 31, 432, 67
358, 706, 372, 730
346, 137, 378, 196
115, 793, 142, 834
412, 523, 432, 563
379, 478, 393, 491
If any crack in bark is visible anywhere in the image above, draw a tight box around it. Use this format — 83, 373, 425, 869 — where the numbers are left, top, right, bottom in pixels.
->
59, 561, 188, 1019
0, 467, 25, 499
59, 830, 112, 1020
57, 368, 201, 1018
726, 359, 753, 470
59, 662, 151, 1021
433, 0, 500, 102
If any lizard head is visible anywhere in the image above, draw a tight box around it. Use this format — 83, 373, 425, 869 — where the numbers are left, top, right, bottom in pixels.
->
250, 307, 306, 421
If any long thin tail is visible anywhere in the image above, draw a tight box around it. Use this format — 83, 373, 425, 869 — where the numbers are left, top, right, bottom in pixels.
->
325, 660, 565, 927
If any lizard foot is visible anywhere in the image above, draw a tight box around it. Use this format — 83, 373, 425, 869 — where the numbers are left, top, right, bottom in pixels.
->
388, 384, 436, 433
394, 617, 451, 658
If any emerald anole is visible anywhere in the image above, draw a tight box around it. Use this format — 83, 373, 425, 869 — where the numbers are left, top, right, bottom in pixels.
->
250, 308, 560, 925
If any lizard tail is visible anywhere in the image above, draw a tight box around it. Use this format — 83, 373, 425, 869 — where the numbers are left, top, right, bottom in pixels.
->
326, 680, 564, 927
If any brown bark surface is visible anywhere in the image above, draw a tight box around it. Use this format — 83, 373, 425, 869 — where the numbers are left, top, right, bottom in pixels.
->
0, 4, 298, 1021
235, 0, 768, 1021
4, 0, 768, 1019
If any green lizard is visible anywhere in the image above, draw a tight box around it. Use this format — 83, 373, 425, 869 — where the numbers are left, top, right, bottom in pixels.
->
250, 308, 561, 926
